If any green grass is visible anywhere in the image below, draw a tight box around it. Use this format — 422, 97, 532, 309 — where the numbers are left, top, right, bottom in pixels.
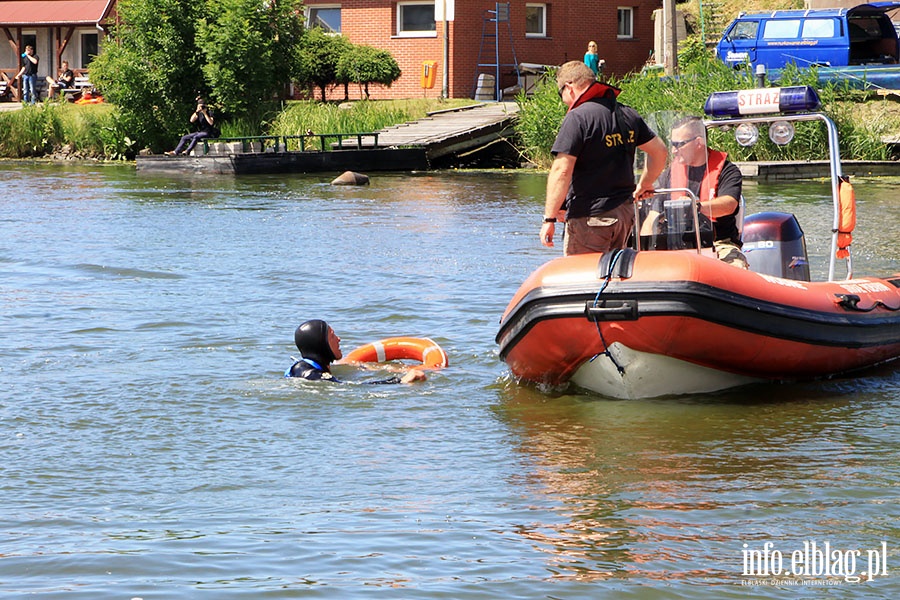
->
268, 98, 478, 138
0, 101, 128, 159
514, 55, 897, 168
0, 97, 477, 159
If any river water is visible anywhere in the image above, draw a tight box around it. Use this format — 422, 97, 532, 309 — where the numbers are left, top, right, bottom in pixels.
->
1, 163, 898, 598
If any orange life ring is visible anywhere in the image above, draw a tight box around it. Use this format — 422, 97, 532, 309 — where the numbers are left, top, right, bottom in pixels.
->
74, 92, 104, 105
340, 337, 449, 369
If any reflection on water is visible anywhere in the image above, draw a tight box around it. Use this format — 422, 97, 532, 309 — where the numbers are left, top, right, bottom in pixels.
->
0, 163, 898, 598
493, 368, 900, 587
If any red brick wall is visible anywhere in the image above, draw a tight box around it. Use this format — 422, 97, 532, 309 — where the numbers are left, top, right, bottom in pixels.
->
302, 0, 659, 101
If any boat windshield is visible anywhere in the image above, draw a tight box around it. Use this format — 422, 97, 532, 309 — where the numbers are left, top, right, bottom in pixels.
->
635, 189, 714, 251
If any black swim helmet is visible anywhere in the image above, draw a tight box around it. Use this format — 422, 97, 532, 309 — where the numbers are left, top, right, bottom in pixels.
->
293, 319, 336, 366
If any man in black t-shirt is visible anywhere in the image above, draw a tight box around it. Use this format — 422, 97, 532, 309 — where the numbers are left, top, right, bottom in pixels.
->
540, 61, 668, 256
14, 45, 39, 104
47, 60, 75, 100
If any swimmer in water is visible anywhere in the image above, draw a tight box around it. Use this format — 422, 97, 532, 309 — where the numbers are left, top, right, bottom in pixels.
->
286, 319, 426, 384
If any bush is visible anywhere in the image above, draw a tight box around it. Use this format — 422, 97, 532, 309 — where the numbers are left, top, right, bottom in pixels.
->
514, 53, 892, 165
0, 103, 123, 158
295, 28, 352, 101
514, 71, 566, 168
88, 0, 207, 152
336, 45, 402, 100
198, 0, 304, 128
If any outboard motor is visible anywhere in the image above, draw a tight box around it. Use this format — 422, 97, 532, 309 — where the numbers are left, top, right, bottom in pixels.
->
741, 212, 810, 281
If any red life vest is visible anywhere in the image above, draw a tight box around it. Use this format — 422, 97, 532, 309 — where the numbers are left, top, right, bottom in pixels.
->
670, 149, 727, 207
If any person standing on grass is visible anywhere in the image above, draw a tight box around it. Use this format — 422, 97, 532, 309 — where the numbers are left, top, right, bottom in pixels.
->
14, 45, 40, 104
583, 41, 600, 76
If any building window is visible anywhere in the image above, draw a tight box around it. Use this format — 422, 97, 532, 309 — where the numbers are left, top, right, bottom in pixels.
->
308, 5, 342, 33
525, 4, 547, 38
22, 33, 37, 52
81, 33, 99, 69
617, 7, 633, 39
398, 2, 436, 37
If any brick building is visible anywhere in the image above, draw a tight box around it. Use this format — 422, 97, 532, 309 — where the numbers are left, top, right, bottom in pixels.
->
303, 0, 662, 100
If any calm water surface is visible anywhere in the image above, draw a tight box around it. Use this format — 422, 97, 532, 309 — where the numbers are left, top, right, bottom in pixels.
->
1, 163, 898, 599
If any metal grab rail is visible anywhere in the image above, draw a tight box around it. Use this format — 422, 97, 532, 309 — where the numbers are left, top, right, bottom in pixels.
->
281, 133, 381, 152
201, 133, 381, 155
633, 187, 705, 254
201, 136, 282, 154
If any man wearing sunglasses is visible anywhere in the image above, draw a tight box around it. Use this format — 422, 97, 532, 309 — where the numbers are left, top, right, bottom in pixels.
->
541, 61, 667, 256
661, 116, 748, 268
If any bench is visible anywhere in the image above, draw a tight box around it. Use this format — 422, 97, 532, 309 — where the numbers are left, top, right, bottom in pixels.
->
0, 80, 9, 101
61, 77, 93, 101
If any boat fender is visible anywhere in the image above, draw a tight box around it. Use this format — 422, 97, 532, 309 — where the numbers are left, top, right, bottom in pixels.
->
340, 337, 449, 369
836, 177, 856, 259
596, 248, 636, 280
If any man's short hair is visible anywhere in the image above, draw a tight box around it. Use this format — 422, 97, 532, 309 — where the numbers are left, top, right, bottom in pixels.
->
672, 116, 706, 139
556, 61, 597, 88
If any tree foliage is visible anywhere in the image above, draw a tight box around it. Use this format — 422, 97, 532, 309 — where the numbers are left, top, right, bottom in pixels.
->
295, 28, 352, 101
89, 0, 305, 151
88, 0, 206, 151
197, 0, 305, 126
336, 45, 402, 99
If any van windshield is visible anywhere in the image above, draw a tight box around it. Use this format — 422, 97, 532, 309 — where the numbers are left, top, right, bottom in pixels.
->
727, 20, 759, 41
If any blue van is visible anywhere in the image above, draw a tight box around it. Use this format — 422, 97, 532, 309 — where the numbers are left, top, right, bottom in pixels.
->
716, 2, 900, 70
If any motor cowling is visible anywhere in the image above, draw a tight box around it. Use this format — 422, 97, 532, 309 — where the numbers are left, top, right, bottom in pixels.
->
741, 212, 810, 281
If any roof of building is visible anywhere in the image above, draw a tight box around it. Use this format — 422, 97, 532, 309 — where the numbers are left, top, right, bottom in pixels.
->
0, 0, 114, 27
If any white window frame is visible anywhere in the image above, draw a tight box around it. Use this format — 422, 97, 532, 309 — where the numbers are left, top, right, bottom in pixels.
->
307, 5, 342, 34
525, 3, 547, 38
617, 7, 634, 39
397, 1, 437, 38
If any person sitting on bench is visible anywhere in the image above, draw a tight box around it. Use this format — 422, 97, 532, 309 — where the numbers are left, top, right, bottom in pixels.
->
47, 61, 75, 100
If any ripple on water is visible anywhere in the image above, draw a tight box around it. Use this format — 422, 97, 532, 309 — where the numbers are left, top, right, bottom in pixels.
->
0, 165, 898, 598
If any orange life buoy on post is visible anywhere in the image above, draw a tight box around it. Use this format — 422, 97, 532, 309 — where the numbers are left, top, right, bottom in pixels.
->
340, 337, 449, 370
836, 177, 855, 259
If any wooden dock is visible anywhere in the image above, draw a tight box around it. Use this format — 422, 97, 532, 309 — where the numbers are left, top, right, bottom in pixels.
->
136, 102, 519, 175
355, 102, 519, 160
736, 160, 900, 180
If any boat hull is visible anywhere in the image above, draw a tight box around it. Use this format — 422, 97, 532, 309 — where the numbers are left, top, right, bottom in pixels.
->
497, 250, 900, 399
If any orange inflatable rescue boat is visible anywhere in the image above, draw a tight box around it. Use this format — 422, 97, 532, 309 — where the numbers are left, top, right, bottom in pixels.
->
497, 87, 900, 399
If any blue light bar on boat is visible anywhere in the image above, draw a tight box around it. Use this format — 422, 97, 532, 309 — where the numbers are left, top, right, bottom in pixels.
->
704, 86, 820, 117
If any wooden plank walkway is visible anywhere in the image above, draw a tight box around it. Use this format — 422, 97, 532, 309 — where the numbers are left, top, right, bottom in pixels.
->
350, 102, 519, 160
137, 101, 521, 174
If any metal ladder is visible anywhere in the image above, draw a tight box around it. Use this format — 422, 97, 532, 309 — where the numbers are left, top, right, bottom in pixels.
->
472, 2, 520, 102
